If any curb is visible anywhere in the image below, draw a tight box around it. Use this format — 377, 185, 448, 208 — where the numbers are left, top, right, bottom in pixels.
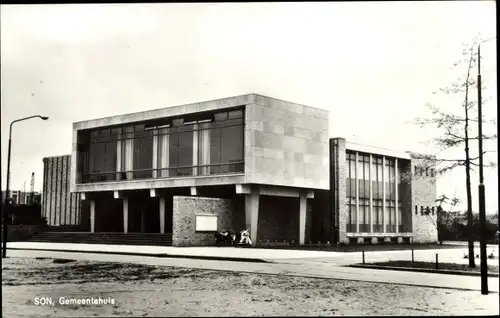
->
6, 247, 269, 263
349, 263, 500, 278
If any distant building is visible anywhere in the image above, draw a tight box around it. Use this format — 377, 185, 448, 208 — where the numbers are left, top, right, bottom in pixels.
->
42, 94, 438, 245
1, 190, 41, 205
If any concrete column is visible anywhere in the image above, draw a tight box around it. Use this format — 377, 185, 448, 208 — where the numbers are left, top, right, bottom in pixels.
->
123, 199, 129, 233
245, 187, 259, 244
355, 152, 359, 233
159, 197, 165, 234
369, 154, 373, 233
90, 199, 95, 233
299, 191, 307, 245
192, 123, 198, 176
152, 129, 158, 178
190, 187, 198, 196
395, 158, 399, 233
382, 156, 386, 233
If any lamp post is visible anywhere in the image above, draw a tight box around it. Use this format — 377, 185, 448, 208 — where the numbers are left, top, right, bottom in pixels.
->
2, 115, 49, 259
477, 37, 495, 295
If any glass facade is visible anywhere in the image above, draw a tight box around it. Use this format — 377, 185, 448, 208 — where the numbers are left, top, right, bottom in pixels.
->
346, 153, 356, 232
78, 107, 245, 183
373, 156, 384, 232
358, 154, 370, 232
346, 150, 409, 233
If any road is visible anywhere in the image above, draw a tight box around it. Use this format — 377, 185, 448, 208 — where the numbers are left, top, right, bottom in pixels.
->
6, 248, 499, 293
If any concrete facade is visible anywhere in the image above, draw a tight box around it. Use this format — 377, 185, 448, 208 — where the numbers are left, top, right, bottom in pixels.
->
172, 196, 234, 247
245, 95, 329, 190
71, 94, 329, 193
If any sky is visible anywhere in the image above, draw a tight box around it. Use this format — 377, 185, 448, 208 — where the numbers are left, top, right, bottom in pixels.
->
1, 2, 497, 214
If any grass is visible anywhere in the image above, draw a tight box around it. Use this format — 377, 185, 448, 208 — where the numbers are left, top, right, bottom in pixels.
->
366, 260, 499, 273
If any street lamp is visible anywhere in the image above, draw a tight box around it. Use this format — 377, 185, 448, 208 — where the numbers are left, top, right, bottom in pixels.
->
2, 115, 49, 259
477, 37, 495, 295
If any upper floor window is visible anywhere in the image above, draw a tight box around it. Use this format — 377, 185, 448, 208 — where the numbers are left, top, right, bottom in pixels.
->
78, 107, 245, 183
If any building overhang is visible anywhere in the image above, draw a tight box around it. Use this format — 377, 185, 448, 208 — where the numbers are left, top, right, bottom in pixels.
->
72, 174, 247, 193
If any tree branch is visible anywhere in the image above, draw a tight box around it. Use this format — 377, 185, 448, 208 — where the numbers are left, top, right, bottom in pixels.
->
413, 151, 492, 163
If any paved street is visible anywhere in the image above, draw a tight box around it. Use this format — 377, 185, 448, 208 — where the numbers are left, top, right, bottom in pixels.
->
6, 248, 499, 293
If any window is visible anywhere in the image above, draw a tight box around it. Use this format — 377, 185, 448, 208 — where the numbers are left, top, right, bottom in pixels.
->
372, 157, 383, 200
132, 124, 154, 179
358, 154, 370, 199
425, 168, 429, 177
398, 202, 403, 232
359, 198, 370, 232
347, 197, 357, 233
385, 158, 395, 200
86, 128, 118, 182
373, 199, 383, 232
169, 125, 194, 177
79, 107, 245, 183
346, 152, 356, 198
414, 165, 418, 176
431, 169, 435, 177
385, 200, 396, 233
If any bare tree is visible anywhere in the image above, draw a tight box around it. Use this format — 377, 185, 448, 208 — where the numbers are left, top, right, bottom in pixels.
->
412, 35, 497, 267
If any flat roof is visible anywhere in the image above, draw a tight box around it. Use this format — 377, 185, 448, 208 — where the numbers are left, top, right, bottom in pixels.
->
345, 141, 412, 160
73, 93, 329, 131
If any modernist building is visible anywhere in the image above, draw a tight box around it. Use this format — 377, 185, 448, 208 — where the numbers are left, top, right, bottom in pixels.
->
42, 94, 438, 246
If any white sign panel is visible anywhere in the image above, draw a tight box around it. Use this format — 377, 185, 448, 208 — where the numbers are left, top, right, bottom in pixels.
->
195, 214, 218, 232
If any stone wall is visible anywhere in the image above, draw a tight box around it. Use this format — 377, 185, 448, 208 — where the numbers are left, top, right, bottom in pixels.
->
42, 155, 81, 226
245, 95, 330, 190
331, 138, 348, 243
172, 196, 234, 247
409, 153, 438, 243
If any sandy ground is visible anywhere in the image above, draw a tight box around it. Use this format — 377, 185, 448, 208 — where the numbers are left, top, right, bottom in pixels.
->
2, 257, 499, 317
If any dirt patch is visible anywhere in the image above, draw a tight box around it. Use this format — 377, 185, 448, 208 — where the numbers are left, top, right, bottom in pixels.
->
53, 259, 77, 264
2, 257, 498, 317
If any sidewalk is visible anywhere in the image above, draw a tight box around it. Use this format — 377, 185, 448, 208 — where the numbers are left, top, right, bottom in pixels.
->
7, 242, 498, 265
6, 242, 344, 262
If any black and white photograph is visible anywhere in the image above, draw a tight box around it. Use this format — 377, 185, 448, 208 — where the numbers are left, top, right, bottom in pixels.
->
1, 1, 498, 316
